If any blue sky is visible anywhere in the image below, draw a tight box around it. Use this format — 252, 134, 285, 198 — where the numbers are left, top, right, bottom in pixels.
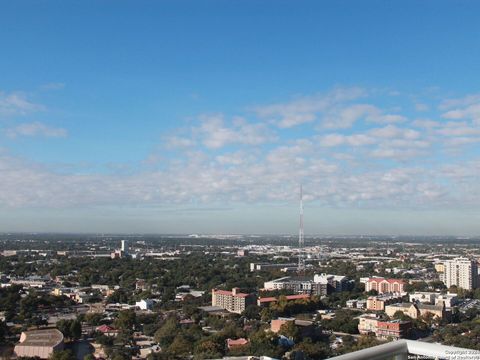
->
1, 1, 480, 235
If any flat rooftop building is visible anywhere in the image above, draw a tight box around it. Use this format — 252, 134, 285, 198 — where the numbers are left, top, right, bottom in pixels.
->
263, 276, 334, 296
14, 328, 64, 359
211, 288, 256, 314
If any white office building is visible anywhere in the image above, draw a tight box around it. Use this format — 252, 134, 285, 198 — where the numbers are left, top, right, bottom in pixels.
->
121, 240, 129, 255
443, 258, 478, 290
136, 299, 155, 310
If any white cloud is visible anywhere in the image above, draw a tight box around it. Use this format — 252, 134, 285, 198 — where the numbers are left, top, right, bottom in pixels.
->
444, 137, 480, 146
415, 103, 429, 112
0, 92, 44, 116
435, 122, 480, 137
252, 88, 406, 129
318, 133, 376, 147
165, 136, 196, 149
411, 119, 440, 129
40, 83, 66, 90
5, 122, 67, 138
368, 125, 420, 139
322, 104, 376, 128
442, 103, 480, 123
1, 87, 480, 212
196, 114, 276, 148
369, 147, 425, 160
215, 151, 250, 165
439, 93, 480, 110
323, 104, 406, 129
0, 146, 476, 210
253, 87, 367, 128
318, 125, 424, 152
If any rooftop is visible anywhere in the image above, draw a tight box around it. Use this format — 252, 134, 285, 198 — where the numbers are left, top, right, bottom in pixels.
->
387, 303, 412, 309
258, 294, 310, 303
17, 329, 63, 348
368, 278, 405, 284
213, 289, 250, 298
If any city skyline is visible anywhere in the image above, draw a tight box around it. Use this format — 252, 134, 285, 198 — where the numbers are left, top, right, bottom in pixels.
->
1, 1, 480, 235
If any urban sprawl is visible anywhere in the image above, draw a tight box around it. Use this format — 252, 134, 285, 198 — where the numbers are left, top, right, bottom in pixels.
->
0, 234, 480, 359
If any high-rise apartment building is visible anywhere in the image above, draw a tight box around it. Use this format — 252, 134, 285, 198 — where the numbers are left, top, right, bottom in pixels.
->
443, 258, 479, 290
211, 288, 256, 314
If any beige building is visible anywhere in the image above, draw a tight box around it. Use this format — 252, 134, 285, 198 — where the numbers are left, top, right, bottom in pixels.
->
358, 315, 411, 340
270, 317, 315, 337
367, 294, 404, 311
443, 258, 479, 290
385, 302, 445, 320
14, 329, 64, 359
211, 288, 256, 314
409, 292, 459, 309
358, 315, 380, 335
365, 278, 405, 294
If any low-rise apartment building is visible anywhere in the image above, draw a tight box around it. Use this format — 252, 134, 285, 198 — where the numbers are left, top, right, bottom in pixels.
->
257, 294, 310, 307
358, 314, 411, 340
263, 276, 330, 296
365, 278, 405, 294
376, 320, 412, 340
409, 292, 458, 308
367, 293, 404, 311
313, 273, 353, 292
385, 302, 445, 320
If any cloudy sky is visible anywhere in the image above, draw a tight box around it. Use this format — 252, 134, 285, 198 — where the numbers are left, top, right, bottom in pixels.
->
1, 1, 480, 235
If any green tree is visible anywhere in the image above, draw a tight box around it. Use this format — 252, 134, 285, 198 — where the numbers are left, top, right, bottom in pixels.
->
154, 316, 178, 347
292, 338, 330, 359
56, 320, 72, 339
242, 305, 261, 320
278, 321, 300, 342
84, 313, 103, 326
168, 334, 192, 356
114, 310, 136, 331
392, 310, 412, 321
194, 337, 224, 359
49, 350, 75, 360
70, 320, 82, 340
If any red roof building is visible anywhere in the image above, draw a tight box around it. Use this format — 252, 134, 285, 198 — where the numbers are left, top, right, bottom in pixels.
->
96, 325, 119, 336
226, 338, 249, 350
257, 294, 310, 306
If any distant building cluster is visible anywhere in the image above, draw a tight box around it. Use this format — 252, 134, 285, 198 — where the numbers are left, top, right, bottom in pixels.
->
250, 262, 298, 272
263, 273, 353, 297
111, 239, 130, 259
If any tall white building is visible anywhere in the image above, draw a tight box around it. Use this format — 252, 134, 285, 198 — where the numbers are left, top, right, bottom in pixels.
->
121, 240, 129, 255
443, 258, 479, 290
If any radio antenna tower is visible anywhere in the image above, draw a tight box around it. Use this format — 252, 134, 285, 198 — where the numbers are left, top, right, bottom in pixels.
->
298, 185, 305, 273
